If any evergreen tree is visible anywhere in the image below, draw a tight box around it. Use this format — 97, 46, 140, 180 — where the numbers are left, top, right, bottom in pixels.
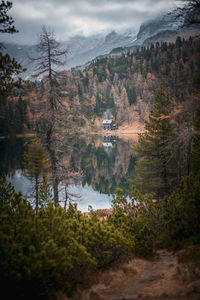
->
0, 176, 132, 299
23, 139, 50, 213
82, 72, 89, 88
0, 53, 23, 96
133, 84, 177, 198
0, 1, 17, 33
0, 1, 26, 136
127, 85, 137, 105
0, 1, 24, 96
95, 91, 102, 115
15, 96, 27, 133
39, 175, 52, 206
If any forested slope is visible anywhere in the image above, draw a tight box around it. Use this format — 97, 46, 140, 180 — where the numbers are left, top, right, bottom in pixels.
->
2, 35, 199, 136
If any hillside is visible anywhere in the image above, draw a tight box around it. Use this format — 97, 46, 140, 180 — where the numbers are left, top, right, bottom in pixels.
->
1, 35, 199, 138
72, 35, 200, 129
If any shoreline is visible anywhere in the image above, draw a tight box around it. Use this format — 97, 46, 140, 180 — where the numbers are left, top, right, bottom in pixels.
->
86, 130, 143, 135
0, 133, 36, 139
84, 128, 144, 142
0, 127, 144, 140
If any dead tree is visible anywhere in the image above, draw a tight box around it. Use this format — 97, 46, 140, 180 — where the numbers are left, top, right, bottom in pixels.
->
31, 26, 67, 206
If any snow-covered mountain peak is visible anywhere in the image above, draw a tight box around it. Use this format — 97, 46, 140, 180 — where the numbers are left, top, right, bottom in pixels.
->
3, 9, 198, 79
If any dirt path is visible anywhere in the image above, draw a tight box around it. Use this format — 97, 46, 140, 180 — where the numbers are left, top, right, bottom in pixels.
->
70, 250, 200, 300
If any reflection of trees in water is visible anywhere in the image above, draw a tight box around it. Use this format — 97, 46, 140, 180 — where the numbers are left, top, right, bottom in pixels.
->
0, 138, 26, 175
64, 135, 136, 195
0, 135, 136, 196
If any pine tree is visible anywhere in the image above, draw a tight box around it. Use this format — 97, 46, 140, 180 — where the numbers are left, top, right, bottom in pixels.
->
39, 175, 52, 206
0, 1, 17, 33
95, 91, 102, 115
23, 139, 50, 213
127, 85, 137, 105
15, 96, 27, 133
133, 84, 177, 198
0, 1, 24, 96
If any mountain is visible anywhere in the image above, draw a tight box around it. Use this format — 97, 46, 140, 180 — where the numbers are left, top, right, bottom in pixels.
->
2, 10, 200, 79
2, 30, 137, 79
135, 12, 184, 45
1, 43, 39, 80
66, 31, 138, 68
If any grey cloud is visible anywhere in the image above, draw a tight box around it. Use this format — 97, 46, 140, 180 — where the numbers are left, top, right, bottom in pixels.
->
71, 8, 151, 25
13, 0, 175, 8
1, 0, 177, 44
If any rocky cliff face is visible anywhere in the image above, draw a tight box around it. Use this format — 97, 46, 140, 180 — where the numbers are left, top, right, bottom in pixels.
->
135, 12, 184, 45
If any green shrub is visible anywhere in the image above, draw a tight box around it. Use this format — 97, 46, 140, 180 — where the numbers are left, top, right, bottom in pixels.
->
0, 178, 131, 299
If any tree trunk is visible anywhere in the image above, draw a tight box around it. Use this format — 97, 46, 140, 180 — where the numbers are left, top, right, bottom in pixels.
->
35, 175, 39, 214
64, 185, 68, 210
162, 158, 169, 197
177, 146, 181, 183
46, 124, 59, 206
52, 154, 59, 206
187, 142, 191, 176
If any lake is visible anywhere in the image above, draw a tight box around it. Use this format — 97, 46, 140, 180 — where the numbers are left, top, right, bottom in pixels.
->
0, 134, 137, 212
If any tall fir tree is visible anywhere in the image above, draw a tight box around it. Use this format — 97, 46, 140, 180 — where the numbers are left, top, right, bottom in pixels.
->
39, 175, 52, 206
23, 139, 50, 213
133, 84, 177, 198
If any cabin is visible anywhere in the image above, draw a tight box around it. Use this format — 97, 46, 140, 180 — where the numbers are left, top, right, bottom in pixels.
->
103, 119, 113, 130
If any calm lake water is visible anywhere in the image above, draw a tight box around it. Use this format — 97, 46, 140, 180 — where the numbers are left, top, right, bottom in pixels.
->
0, 135, 136, 212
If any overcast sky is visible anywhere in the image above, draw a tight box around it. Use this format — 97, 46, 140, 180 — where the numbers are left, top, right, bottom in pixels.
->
1, 0, 182, 45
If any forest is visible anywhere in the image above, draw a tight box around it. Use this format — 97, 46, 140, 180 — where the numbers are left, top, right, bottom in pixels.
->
0, 1, 200, 299
1, 35, 200, 135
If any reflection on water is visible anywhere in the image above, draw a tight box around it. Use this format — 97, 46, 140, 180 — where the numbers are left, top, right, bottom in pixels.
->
0, 137, 26, 175
0, 135, 136, 211
102, 135, 117, 148
8, 169, 33, 196
60, 184, 113, 212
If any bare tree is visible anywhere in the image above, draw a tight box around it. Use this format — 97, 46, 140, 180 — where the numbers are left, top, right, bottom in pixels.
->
32, 26, 68, 206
